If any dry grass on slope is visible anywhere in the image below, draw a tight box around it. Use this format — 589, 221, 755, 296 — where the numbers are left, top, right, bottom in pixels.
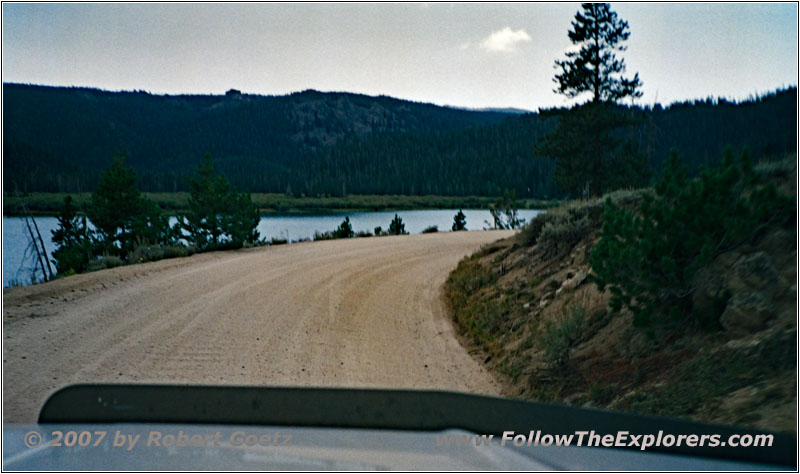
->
446, 169, 796, 434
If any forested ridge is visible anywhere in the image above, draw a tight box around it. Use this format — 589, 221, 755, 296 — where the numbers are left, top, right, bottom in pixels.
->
303, 89, 796, 197
4, 83, 796, 197
3, 83, 510, 194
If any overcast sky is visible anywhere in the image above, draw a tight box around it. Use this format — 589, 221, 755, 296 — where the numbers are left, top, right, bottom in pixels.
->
2, 2, 797, 110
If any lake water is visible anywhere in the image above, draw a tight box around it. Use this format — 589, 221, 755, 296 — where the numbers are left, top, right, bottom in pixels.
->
2, 209, 541, 288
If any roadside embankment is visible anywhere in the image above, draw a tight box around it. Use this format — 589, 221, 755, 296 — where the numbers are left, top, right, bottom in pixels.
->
446, 158, 796, 434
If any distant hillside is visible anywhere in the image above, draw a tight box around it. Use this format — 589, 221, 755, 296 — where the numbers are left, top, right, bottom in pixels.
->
3, 83, 510, 193
3, 84, 796, 197
298, 88, 796, 197
455, 106, 533, 114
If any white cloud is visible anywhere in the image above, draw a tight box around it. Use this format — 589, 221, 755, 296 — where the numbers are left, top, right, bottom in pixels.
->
479, 27, 532, 53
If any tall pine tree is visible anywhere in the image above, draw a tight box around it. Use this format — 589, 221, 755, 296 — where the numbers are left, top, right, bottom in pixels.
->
87, 153, 170, 257
554, 2, 642, 103
181, 155, 260, 250
538, 3, 645, 197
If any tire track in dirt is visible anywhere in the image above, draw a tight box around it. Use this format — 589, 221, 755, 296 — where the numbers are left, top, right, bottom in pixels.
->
3, 231, 512, 423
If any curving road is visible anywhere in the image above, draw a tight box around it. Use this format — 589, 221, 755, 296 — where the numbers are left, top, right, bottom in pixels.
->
3, 231, 511, 423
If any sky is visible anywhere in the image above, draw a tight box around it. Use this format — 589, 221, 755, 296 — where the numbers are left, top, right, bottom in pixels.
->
2, 2, 797, 111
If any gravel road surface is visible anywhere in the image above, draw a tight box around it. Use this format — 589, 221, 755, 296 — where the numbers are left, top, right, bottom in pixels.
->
3, 231, 512, 422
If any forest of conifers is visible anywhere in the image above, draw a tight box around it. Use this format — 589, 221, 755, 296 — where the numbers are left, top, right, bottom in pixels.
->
3, 83, 796, 198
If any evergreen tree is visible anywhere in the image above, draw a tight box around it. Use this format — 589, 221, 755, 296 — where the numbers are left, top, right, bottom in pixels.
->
554, 3, 642, 103
182, 155, 260, 250
225, 192, 261, 248
333, 217, 355, 238
51, 195, 94, 274
537, 104, 649, 196
388, 214, 408, 235
538, 3, 646, 197
87, 153, 168, 257
452, 210, 467, 231
590, 148, 794, 328
183, 155, 232, 249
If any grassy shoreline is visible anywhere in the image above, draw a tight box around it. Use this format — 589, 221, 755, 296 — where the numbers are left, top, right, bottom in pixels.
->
3, 192, 557, 216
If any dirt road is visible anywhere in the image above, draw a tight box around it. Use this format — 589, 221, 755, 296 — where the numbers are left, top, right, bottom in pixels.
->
3, 231, 512, 423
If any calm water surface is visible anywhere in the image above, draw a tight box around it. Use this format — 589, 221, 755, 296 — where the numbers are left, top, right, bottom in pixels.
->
3, 209, 541, 287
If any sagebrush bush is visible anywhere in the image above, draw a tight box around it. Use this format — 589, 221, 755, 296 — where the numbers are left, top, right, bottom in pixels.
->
518, 212, 557, 246
446, 264, 512, 346
518, 199, 601, 256
518, 189, 640, 249
447, 260, 497, 295
538, 215, 591, 257
162, 245, 192, 258
128, 243, 191, 263
86, 255, 124, 272
313, 230, 334, 241
538, 306, 586, 368
128, 244, 164, 263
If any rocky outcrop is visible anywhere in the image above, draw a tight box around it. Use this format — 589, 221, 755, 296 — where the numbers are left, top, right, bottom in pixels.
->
693, 248, 792, 335
720, 292, 772, 334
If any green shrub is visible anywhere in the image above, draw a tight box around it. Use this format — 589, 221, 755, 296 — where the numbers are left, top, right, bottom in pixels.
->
388, 214, 408, 235
333, 217, 355, 238
519, 190, 641, 248
518, 211, 556, 246
86, 255, 124, 272
538, 306, 585, 368
128, 244, 163, 263
421, 225, 438, 234
312, 231, 335, 241
447, 261, 497, 295
445, 260, 502, 345
313, 217, 359, 240
162, 245, 192, 258
590, 148, 795, 328
519, 199, 603, 255
127, 242, 192, 263
452, 210, 467, 231
589, 383, 617, 405
51, 196, 96, 275
538, 215, 591, 257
